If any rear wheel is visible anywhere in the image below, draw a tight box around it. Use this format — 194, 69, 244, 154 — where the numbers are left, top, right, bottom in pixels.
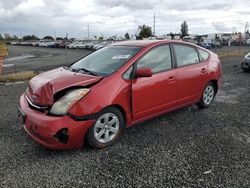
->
197, 82, 216, 108
86, 107, 124, 149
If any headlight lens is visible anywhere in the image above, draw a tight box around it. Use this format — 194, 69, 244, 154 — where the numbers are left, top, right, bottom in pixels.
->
50, 88, 89, 115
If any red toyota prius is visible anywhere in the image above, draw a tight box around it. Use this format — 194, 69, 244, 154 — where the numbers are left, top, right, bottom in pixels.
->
18, 40, 222, 149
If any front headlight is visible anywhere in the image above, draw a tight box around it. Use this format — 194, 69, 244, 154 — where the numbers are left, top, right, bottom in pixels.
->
50, 88, 89, 115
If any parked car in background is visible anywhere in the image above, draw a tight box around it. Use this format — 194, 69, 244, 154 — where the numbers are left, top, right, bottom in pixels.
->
241, 52, 250, 72
211, 42, 222, 48
10, 41, 20, 45
45, 41, 57, 48
246, 39, 250, 46
199, 42, 212, 49
38, 41, 47, 47
18, 40, 222, 149
31, 41, 40, 46
68, 42, 87, 49
85, 41, 97, 50
92, 42, 110, 50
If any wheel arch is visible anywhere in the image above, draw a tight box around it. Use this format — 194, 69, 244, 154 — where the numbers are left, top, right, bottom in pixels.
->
209, 79, 218, 94
102, 104, 127, 128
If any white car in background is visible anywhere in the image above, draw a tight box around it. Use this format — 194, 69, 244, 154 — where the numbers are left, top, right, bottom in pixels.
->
92, 42, 110, 50
68, 42, 87, 49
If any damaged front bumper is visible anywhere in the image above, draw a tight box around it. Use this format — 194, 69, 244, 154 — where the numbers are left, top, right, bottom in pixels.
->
19, 94, 95, 150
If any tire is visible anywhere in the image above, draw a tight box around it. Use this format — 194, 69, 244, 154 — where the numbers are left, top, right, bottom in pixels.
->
197, 82, 216, 108
241, 62, 249, 72
86, 107, 124, 149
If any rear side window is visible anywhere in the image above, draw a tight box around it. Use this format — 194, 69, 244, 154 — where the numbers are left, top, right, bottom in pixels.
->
137, 45, 172, 73
198, 49, 209, 61
173, 45, 200, 67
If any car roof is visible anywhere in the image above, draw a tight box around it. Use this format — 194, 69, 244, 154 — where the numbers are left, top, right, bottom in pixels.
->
111, 40, 190, 47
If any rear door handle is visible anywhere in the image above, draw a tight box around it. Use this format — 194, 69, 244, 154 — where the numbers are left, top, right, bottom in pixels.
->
168, 76, 176, 82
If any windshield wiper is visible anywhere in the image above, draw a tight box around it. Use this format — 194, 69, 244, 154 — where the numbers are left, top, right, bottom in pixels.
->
70, 67, 98, 76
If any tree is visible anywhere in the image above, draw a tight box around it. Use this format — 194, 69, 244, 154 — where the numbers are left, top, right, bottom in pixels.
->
0, 34, 3, 40
56, 37, 63, 40
43, 36, 54, 40
180, 21, 189, 38
23, 35, 39, 41
138, 25, 153, 39
4, 33, 12, 40
125, 33, 130, 40
13, 35, 19, 40
170, 32, 175, 40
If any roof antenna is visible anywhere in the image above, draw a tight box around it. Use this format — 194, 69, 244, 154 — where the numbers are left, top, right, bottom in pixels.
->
65, 33, 68, 64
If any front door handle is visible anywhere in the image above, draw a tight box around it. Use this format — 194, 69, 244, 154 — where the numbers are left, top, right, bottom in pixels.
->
201, 68, 207, 74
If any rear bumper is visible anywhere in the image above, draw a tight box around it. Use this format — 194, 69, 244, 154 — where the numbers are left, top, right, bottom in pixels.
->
19, 94, 95, 150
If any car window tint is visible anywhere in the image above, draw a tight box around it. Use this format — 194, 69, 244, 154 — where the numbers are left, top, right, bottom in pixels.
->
198, 49, 209, 61
173, 45, 200, 67
137, 45, 172, 73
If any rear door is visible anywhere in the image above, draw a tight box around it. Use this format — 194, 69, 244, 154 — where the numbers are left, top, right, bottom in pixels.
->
132, 44, 177, 121
172, 44, 208, 106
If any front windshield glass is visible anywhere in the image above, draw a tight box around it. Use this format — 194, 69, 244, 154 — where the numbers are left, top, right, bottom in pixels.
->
70, 46, 141, 76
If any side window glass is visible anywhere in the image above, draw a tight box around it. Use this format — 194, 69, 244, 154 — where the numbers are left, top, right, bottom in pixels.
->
137, 45, 172, 73
173, 45, 200, 67
122, 66, 133, 80
198, 49, 209, 61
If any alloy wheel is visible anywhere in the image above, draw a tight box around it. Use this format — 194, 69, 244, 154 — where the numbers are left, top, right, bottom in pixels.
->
94, 113, 119, 143
203, 85, 215, 105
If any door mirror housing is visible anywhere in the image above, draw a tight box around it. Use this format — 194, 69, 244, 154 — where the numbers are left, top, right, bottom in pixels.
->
135, 67, 153, 78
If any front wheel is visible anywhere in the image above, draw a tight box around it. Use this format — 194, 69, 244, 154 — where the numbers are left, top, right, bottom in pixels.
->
197, 82, 216, 108
86, 107, 124, 149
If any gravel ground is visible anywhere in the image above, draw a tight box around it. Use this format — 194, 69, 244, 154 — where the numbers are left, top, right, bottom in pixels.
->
0, 56, 249, 187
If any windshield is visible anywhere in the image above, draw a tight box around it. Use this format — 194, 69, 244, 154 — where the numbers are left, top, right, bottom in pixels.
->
70, 46, 141, 76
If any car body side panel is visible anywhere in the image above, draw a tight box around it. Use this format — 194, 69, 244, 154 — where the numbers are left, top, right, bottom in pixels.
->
131, 69, 177, 121
68, 76, 133, 125
175, 62, 208, 106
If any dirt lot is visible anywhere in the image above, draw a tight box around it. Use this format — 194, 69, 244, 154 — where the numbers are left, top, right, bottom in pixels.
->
0, 48, 249, 187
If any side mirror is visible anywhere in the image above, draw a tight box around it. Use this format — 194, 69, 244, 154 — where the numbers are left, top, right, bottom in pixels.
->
135, 67, 153, 78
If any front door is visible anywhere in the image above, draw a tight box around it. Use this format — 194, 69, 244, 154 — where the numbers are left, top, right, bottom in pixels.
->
132, 44, 177, 121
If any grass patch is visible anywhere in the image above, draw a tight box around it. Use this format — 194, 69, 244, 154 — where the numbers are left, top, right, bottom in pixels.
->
217, 49, 249, 58
0, 71, 38, 83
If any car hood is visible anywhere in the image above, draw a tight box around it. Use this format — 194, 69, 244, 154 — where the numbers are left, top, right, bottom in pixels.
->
26, 67, 102, 106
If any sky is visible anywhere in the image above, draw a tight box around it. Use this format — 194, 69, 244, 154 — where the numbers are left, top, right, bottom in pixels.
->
0, 0, 249, 39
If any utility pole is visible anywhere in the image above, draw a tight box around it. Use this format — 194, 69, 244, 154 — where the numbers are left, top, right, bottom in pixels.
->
87, 24, 90, 39
54, 29, 57, 40
153, 13, 156, 36
244, 22, 248, 34
244, 22, 248, 40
